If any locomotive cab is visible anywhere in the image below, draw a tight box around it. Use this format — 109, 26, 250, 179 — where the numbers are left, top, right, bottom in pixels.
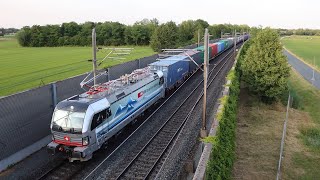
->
47, 98, 111, 162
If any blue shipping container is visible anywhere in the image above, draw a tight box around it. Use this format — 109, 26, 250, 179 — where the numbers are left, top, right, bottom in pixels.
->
217, 42, 224, 53
149, 56, 189, 89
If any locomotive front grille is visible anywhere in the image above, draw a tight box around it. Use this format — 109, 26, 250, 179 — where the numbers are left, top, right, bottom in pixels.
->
52, 131, 82, 145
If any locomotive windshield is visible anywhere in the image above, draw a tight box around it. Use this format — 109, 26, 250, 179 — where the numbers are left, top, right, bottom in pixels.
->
52, 110, 85, 133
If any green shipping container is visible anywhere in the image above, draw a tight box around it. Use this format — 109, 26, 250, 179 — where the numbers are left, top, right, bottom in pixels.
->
194, 46, 212, 63
221, 40, 228, 48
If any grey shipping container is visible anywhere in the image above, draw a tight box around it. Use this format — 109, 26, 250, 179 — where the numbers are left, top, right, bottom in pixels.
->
179, 50, 202, 72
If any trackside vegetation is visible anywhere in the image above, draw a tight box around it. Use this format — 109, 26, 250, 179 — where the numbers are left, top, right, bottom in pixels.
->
230, 29, 320, 179
205, 41, 250, 179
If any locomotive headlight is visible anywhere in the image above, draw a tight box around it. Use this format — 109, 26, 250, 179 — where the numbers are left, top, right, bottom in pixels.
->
82, 136, 89, 146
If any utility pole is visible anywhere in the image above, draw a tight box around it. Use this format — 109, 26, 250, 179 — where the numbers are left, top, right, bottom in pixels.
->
201, 28, 209, 138
220, 31, 223, 39
92, 28, 97, 88
234, 29, 237, 55
311, 56, 315, 85
197, 29, 200, 47
243, 31, 245, 44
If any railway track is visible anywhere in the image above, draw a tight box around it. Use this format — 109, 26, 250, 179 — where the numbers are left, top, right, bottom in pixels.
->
35, 44, 239, 180
113, 47, 235, 180
37, 160, 85, 180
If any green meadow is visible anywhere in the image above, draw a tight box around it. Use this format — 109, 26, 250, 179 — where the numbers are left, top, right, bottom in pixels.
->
0, 37, 155, 96
282, 36, 320, 71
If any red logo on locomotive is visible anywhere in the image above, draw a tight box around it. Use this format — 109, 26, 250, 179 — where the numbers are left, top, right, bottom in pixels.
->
64, 136, 70, 141
138, 91, 144, 98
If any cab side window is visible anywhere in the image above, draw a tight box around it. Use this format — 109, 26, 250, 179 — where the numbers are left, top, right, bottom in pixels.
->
91, 109, 106, 130
159, 77, 164, 85
91, 108, 112, 130
106, 108, 112, 118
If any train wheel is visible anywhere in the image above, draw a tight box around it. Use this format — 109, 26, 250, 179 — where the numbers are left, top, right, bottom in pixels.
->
101, 141, 108, 149
131, 118, 138, 125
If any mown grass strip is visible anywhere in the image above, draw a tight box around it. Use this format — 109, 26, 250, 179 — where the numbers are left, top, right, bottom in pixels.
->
0, 38, 155, 96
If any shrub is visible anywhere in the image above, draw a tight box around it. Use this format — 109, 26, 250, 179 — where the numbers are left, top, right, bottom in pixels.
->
205, 43, 245, 180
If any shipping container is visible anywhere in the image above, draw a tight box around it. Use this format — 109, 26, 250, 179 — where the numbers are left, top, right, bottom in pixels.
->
217, 42, 224, 53
194, 46, 213, 62
227, 38, 234, 48
209, 43, 218, 58
148, 57, 189, 89
221, 40, 228, 48
180, 50, 202, 72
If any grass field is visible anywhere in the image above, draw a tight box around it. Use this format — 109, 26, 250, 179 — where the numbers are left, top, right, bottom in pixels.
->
232, 87, 283, 179
0, 38, 156, 96
282, 69, 320, 179
282, 36, 320, 71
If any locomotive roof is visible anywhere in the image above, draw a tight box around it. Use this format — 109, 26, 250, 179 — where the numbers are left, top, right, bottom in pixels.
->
56, 67, 161, 110
56, 100, 89, 112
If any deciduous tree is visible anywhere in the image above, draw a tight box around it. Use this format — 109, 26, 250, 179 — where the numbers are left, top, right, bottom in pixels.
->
241, 28, 290, 102
150, 21, 178, 52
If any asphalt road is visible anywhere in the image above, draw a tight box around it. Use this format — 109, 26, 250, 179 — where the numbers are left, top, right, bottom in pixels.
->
283, 50, 320, 90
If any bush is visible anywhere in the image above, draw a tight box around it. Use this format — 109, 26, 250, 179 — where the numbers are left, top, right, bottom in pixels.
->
205, 43, 246, 180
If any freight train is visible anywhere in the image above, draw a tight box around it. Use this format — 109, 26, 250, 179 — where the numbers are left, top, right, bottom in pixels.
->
47, 35, 249, 162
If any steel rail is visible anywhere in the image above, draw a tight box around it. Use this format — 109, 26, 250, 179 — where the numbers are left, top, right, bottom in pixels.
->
115, 49, 235, 180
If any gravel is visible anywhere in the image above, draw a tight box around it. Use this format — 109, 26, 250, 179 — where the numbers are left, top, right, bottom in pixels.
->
93, 48, 236, 180
155, 49, 237, 179
284, 50, 320, 89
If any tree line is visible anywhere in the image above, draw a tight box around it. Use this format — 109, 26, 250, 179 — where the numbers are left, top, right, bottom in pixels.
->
277, 28, 320, 36
16, 19, 250, 51
0, 28, 19, 36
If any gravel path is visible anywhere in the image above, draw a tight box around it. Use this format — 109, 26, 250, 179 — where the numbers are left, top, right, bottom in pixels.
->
284, 50, 320, 89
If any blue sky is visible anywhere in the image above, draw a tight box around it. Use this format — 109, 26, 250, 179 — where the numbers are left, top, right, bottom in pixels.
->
1, 0, 318, 29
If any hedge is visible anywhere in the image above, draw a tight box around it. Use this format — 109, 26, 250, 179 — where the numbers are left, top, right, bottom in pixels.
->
205, 41, 249, 180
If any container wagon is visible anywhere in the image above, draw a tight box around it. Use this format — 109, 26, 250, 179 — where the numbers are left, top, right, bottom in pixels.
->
179, 50, 202, 73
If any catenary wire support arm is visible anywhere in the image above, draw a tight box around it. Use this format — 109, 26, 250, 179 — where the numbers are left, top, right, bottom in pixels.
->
80, 30, 133, 89
98, 48, 133, 66
80, 71, 108, 89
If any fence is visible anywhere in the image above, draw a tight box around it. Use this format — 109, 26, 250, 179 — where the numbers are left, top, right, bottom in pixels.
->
0, 52, 165, 161
276, 93, 292, 180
